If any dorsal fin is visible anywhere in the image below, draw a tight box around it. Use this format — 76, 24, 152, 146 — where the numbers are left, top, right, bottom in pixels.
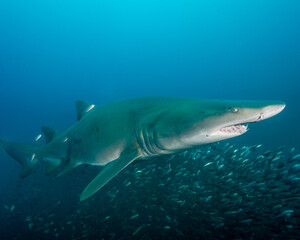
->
76, 100, 94, 121
41, 126, 59, 144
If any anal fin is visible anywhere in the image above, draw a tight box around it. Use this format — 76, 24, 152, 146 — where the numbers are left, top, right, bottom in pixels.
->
80, 150, 137, 201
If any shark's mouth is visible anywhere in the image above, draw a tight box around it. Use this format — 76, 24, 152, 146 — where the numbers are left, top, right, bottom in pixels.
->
219, 124, 248, 134
208, 123, 248, 138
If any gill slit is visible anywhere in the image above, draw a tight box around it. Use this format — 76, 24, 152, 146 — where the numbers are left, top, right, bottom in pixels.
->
136, 126, 163, 157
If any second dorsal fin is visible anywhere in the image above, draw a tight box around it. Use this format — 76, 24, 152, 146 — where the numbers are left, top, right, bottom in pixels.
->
76, 100, 94, 121
41, 126, 59, 143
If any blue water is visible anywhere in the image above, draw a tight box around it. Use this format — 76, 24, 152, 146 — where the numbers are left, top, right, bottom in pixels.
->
0, 1, 299, 239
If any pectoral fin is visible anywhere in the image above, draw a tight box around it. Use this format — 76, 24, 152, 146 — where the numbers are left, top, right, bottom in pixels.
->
80, 151, 137, 201
44, 157, 62, 175
57, 162, 79, 177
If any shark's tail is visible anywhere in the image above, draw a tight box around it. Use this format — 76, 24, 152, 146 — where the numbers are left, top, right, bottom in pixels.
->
0, 139, 40, 177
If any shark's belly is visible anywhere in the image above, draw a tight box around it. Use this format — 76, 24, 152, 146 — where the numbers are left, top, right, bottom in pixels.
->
64, 103, 144, 166
93, 140, 126, 166
67, 133, 126, 166
66, 120, 129, 166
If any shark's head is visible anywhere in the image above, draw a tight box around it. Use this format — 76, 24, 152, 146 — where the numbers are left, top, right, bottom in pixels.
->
154, 99, 286, 152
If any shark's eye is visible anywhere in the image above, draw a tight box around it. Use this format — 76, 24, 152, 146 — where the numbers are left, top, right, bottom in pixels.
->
228, 107, 239, 113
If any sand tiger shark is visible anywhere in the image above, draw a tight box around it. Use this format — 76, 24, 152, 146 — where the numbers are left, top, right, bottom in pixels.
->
0, 97, 285, 201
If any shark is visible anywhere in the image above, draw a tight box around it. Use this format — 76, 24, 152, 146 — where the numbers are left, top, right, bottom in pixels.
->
0, 97, 285, 201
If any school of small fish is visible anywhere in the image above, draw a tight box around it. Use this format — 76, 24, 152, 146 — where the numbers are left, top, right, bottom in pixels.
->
1, 143, 299, 239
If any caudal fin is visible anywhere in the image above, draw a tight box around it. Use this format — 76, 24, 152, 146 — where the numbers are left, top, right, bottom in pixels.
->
0, 139, 40, 177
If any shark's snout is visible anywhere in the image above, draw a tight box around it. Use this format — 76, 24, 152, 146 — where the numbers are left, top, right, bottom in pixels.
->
258, 102, 286, 121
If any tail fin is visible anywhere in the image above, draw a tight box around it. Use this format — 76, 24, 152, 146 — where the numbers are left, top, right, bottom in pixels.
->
0, 139, 40, 177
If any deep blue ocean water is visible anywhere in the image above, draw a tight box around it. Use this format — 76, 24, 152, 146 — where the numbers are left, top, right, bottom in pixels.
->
0, 1, 299, 239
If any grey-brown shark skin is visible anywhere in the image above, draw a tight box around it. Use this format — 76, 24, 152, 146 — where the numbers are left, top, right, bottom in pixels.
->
0, 97, 286, 201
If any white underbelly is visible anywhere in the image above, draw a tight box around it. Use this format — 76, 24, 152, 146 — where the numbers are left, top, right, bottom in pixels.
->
93, 141, 125, 166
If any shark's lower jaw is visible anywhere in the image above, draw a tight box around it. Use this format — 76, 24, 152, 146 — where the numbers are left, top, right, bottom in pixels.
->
220, 124, 248, 134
